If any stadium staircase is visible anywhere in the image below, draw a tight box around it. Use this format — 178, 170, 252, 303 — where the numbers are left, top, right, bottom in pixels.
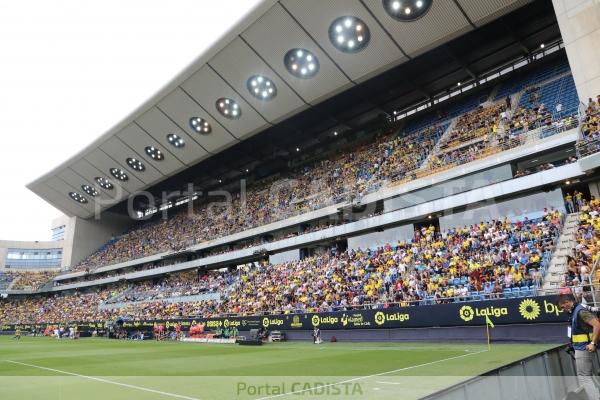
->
102, 285, 135, 305
542, 212, 580, 290
5, 276, 18, 290
417, 118, 458, 170
38, 279, 56, 292
518, 73, 578, 118
0, 273, 16, 291
488, 83, 500, 102
99, 291, 221, 310
509, 91, 523, 112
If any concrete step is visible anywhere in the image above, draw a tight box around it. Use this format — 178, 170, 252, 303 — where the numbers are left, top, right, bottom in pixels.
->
542, 212, 581, 288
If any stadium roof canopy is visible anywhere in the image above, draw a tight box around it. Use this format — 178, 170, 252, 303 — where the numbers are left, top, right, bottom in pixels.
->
28, 0, 545, 218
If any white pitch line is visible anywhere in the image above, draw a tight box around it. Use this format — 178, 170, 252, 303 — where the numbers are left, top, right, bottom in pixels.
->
5, 360, 201, 400
254, 349, 487, 400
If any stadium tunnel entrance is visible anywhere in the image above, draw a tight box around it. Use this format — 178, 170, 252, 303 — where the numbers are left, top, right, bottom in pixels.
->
413, 215, 440, 238
560, 180, 591, 211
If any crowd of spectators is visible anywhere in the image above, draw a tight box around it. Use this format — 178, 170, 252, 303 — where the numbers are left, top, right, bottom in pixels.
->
10, 88, 583, 293
506, 103, 553, 134
580, 96, 600, 139
10, 271, 56, 291
107, 270, 235, 303
63, 87, 580, 277
217, 210, 560, 314
427, 141, 493, 172
0, 285, 122, 324
577, 95, 600, 157
0, 209, 564, 324
438, 103, 504, 151
513, 155, 578, 178
69, 124, 445, 274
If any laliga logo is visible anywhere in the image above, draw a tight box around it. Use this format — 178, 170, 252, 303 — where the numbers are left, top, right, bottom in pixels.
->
519, 299, 541, 320
224, 319, 230, 328
262, 317, 270, 328
374, 312, 386, 326
459, 304, 507, 321
311, 315, 321, 327
459, 306, 475, 322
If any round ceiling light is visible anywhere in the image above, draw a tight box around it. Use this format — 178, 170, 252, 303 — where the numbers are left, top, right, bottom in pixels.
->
246, 75, 277, 101
81, 184, 98, 197
145, 146, 164, 161
383, 0, 432, 21
329, 16, 371, 53
284, 48, 319, 79
126, 158, 145, 172
110, 168, 129, 181
68, 192, 88, 204
94, 177, 114, 190
216, 97, 241, 120
189, 117, 212, 134
247, 75, 277, 101
167, 133, 185, 148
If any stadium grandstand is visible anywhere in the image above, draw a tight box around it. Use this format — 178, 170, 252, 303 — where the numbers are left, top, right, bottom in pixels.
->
4, 0, 600, 399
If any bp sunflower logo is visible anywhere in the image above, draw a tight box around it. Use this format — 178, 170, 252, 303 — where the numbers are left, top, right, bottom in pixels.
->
459, 305, 475, 322
262, 317, 270, 328
519, 299, 541, 320
311, 315, 320, 327
374, 312, 386, 326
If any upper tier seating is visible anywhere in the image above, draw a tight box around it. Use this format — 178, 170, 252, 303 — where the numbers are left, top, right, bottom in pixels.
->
10, 271, 56, 291
494, 59, 572, 101
518, 74, 579, 117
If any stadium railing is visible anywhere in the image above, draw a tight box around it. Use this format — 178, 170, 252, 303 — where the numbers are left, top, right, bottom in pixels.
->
420, 344, 593, 400
417, 118, 577, 179
575, 103, 600, 158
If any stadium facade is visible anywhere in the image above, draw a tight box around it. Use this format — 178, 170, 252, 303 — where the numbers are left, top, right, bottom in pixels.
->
2, 0, 600, 341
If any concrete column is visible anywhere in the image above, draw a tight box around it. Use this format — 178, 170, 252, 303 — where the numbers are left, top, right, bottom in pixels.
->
589, 181, 600, 198
553, 0, 600, 104
0, 247, 7, 269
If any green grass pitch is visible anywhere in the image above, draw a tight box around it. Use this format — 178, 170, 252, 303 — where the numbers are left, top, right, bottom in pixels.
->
0, 336, 555, 400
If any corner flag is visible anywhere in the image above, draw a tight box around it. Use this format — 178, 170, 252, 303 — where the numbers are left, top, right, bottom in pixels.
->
485, 314, 494, 351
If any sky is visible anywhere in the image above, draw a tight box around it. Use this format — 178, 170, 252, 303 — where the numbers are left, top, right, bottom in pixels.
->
0, 0, 261, 241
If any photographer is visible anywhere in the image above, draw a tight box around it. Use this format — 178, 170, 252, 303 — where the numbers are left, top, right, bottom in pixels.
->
558, 294, 600, 399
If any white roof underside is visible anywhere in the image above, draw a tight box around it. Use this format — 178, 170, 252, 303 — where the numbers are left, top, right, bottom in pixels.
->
27, 0, 531, 218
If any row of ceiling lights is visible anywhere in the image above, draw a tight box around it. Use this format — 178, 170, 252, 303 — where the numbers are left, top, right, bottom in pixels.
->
69, 130, 199, 202
68, 1, 432, 205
